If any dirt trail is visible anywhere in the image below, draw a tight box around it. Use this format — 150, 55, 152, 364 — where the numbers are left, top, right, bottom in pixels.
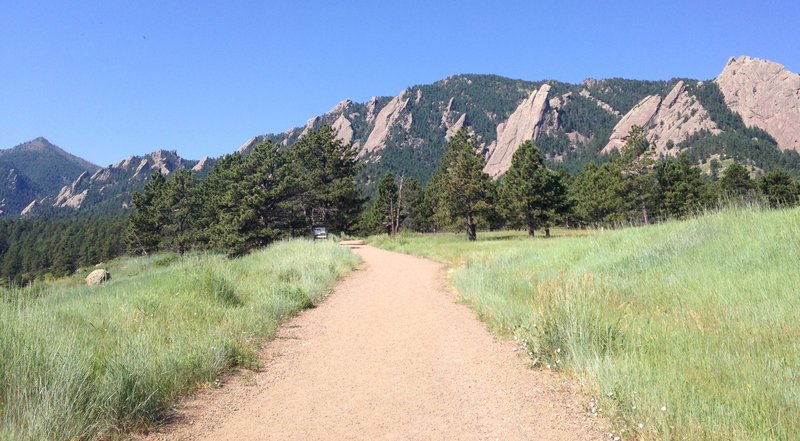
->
143, 243, 605, 440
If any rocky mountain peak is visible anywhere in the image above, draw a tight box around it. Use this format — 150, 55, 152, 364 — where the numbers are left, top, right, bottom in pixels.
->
715, 56, 800, 152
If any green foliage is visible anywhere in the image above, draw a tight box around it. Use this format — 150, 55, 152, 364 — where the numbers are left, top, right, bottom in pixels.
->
653, 154, 713, 219
213, 142, 302, 255
719, 162, 755, 197
759, 168, 799, 207
426, 128, 493, 240
0, 217, 126, 286
499, 141, 570, 236
568, 162, 625, 226
291, 125, 363, 233
0, 240, 359, 440
584, 78, 680, 114
126, 125, 363, 257
615, 126, 658, 224
126, 171, 168, 255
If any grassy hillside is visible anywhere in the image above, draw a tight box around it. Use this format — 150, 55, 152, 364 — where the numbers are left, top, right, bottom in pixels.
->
0, 240, 358, 440
372, 207, 800, 440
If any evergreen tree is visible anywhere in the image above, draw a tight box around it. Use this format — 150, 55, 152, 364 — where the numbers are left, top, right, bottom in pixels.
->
196, 153, 244, 249
376, 171, 400, 235
291, 125, 363, 233
161, 169, 200, 255
759, 168, 799, 208
218, 141, 302, 255
719, 162, 755, 198
126, 171, 167, 255
499, 141, 570, 236
569, 162, 626, 226
400, 177, 426, 231
427, 128, 492, 240
616, 126, 657, 224
654, 154, 712, 219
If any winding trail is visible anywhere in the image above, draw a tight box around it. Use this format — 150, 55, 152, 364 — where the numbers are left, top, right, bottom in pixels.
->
143, 243, 605, 440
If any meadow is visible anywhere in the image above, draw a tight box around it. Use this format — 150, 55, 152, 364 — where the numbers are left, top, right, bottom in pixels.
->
372, 207, 800, 440
0, 240, 359, 440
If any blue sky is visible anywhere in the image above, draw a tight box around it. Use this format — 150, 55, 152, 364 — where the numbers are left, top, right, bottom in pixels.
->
1, 0, 798, 165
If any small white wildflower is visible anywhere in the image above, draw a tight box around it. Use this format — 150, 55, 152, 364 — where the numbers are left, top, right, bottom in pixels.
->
614, 437, 620, 441
661, 405, 667, 412
607, 391, 614, 398
638, 423, 644, 429
546, 364, 551, 369
556, 347, 561, 353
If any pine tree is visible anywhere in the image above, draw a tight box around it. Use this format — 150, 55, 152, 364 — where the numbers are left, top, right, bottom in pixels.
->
759, 168, 799, 208
126, 171, 167, 255
401, 177, 426, 231
616, 126, 657, 224
376, 172, 400, 235
719, 162, 755, 198
218, 141, 302, 255
291, 125, 363, 233
499, 141, 570, 236
654, 154, 712, 219
196, 153, 244, 250
161, 169, 200, 255
569, 162, 626, 227
428, 128, 492, 241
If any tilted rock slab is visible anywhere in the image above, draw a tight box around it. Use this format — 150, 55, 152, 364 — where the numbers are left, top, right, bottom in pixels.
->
483, 84, 552, 177
360, 90, 410, 157
603, 80, 720, 156
715, 56, 800, 152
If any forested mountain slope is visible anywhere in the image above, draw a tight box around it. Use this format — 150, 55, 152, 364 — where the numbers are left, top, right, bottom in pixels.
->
244, 56, 800, 183
0, 138, 98, 215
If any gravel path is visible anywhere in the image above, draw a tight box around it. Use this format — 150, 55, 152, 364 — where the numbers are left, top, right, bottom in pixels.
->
142, 243, 605, 440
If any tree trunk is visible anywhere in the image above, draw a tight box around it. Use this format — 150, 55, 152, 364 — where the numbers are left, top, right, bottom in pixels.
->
526, 210, 535, 236
466, 213, 477, 241
639, 182, 649, 225
545, 227, 551, 238
393, 175, 405, 236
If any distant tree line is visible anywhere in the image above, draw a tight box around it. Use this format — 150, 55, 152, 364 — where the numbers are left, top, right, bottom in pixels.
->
359, 126, 800, 240
4, 123, 800, 284
0, 217, 126, 286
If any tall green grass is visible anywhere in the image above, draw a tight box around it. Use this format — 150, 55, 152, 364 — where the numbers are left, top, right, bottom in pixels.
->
372, 207, 800, 440
0, 240, 358, 440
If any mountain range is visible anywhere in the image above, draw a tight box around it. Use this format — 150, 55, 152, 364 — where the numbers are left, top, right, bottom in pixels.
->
2, 55, 798, 218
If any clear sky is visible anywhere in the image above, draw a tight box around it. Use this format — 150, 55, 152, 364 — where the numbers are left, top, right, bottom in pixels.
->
1, 0, 798, 165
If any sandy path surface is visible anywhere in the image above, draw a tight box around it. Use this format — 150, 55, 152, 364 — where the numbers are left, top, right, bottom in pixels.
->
142, 243, 605, 440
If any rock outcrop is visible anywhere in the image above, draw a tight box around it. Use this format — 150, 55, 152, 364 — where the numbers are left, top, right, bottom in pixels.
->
50, 150, 192, 211
715, 56, 800, 152
603, 81, 720, 155
331, 113, 355, 145
441, 98, 467, 141
86, 269, 110, 286
361, 90, 410, 157
192, 156, 210, 172
20, 199, 36, 216
238, 136, 259, 154
484, 84, 555, 177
